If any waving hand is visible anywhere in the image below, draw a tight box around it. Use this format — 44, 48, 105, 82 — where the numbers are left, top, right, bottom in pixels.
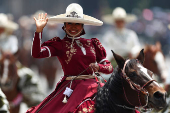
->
34, 13, 48, 32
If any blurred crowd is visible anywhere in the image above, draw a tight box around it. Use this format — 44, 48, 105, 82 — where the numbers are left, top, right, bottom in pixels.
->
128, 7, 170, 55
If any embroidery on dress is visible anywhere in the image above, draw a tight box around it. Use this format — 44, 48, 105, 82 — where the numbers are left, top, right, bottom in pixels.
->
85, 40, 91, 47
78, 105, 95, 113
50, 37, 59, 41
93, 39, 103, 50
90, 47, 96, 56
85, 40, 96, 56
102, 65, 113, 72
65, 41, 77, 64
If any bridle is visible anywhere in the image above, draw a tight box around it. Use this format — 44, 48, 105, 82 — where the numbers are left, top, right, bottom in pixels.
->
117, 59, 155, 111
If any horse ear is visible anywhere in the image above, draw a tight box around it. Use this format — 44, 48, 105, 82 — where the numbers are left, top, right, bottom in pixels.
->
136, 49, 145, 64
111, 50, 125, 69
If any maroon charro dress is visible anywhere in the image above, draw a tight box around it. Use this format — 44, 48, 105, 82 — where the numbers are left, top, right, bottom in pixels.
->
26, 32, 113, 113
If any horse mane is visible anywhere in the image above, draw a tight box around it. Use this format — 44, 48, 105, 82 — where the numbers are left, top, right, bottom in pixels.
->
95, 66, 123, 113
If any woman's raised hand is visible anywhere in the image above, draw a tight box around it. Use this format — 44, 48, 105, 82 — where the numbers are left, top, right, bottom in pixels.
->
34, 13, 48, 33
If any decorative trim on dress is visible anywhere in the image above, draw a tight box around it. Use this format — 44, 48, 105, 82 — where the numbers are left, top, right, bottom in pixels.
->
44, 46, 51, 57
99, 58, 107, 64
65, 41, 77, 64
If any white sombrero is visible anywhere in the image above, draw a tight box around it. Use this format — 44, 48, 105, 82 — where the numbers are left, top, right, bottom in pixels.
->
0, 13, 18, 31
48, 3, 103, 26
102, 7, 137, 25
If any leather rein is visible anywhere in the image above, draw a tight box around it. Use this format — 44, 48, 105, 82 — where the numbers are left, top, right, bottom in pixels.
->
118, 59, 155, 111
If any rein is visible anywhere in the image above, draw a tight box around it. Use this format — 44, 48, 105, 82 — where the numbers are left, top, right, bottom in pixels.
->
35, 67, 90, 113
118, 59, 155, 111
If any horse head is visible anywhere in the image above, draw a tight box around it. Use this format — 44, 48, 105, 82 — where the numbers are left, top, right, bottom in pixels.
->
143, 42, 168, 82
112, 49, 167, 111
0, 50, 19, 91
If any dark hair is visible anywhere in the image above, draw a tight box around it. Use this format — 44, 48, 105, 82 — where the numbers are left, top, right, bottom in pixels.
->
64, 22, 84, 27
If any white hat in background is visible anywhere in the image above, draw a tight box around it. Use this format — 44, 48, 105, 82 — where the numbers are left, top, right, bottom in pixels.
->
102, 7, 137, 25
0, 13, 18, 31
48, 3, 103, 26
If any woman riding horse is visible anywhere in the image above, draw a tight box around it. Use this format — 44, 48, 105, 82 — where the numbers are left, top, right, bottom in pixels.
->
26, 3, 113, 113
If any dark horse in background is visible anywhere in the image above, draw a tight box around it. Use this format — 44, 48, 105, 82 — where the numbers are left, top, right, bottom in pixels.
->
95, 49, 167, 113
0, 51, 43, 113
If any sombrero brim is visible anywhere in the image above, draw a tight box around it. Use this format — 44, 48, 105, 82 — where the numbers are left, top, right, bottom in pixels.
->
0, 21, 18, 31
48, 14, 103, 26
102, 14, 137, 25
6, 21, 18, 30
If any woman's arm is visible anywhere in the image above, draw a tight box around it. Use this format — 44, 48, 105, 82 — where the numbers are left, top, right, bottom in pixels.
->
90, 38, 113, 74
32, 13, 60, 58
89, 59, 113, 74
31, 32, 58, 58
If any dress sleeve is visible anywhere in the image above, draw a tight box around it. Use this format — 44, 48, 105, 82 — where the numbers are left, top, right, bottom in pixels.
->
91, 38, 113, 74
31, 32, 63, 58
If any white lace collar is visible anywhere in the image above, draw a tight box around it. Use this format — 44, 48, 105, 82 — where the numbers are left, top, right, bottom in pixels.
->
67, 36, 80, 39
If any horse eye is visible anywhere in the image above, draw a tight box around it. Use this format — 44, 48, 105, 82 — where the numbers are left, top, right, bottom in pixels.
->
129, 72, 136, 77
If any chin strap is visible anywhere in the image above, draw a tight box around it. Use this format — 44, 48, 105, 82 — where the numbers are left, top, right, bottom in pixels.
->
65, 28, 83, 48
71, 36, 74, 48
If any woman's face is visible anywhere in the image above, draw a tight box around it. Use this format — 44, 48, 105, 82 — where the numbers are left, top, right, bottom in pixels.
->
65, 22, 83, 36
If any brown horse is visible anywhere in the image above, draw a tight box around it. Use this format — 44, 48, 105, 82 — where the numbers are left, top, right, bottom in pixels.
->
143, 42, 168, 83
0, 51, 44, 113
0, 52, 21, 113
95, 49, 167, 113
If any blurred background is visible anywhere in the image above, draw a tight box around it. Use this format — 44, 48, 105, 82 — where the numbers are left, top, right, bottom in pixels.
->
1, 0, 170, 54
0, 0, 170, 112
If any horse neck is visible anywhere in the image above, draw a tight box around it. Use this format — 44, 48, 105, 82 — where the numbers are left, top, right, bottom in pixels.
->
107, 68, 131, 106
3, 64, 20, 101
96, 67, 135, 113
3, 81, 19, 102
